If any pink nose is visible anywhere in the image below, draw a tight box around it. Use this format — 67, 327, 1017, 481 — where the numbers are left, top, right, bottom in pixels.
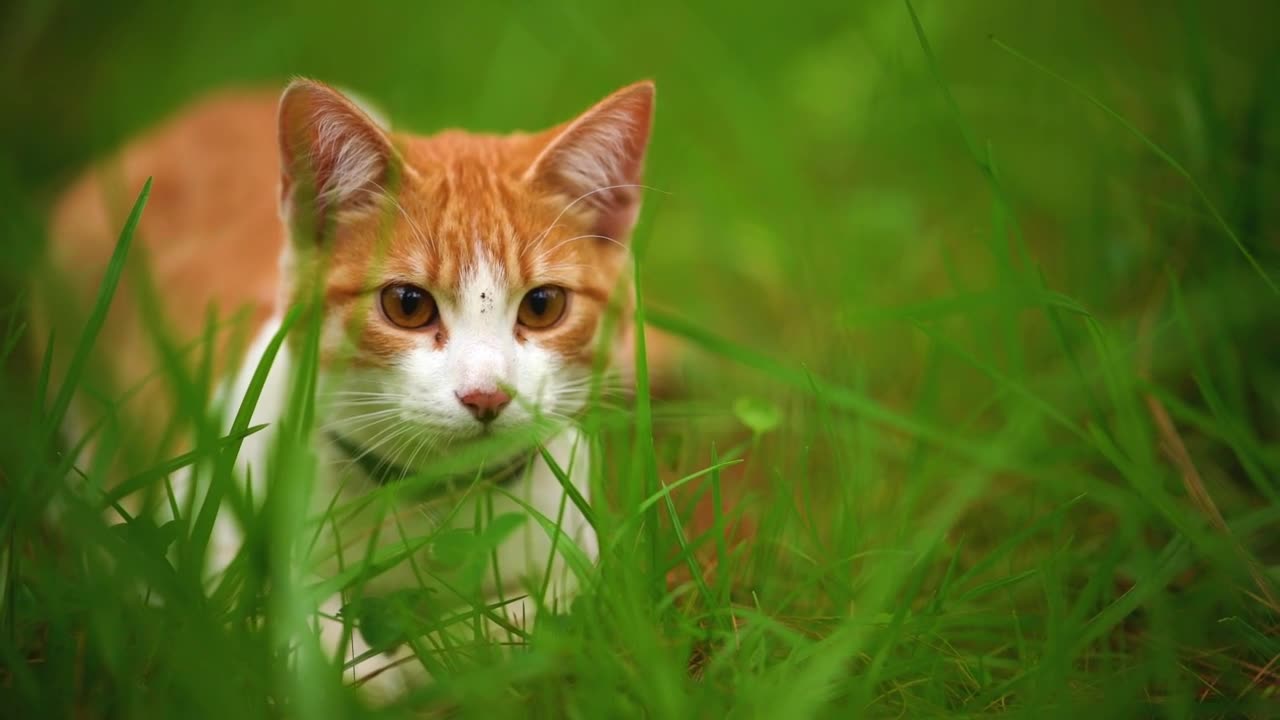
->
456, 388, 512, 422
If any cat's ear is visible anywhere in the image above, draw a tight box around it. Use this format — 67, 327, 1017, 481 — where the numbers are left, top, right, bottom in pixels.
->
277, 78, 399, 237
524, 81, 655, 243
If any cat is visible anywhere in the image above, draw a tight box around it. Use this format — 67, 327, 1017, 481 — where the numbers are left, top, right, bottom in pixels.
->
39, 78, 658, 696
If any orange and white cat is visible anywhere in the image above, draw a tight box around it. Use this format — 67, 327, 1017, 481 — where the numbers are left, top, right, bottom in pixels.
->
42, 78, 657, 695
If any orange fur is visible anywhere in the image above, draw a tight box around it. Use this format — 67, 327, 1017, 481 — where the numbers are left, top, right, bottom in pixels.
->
41, 91, 283, 455
39, 80, 668, 456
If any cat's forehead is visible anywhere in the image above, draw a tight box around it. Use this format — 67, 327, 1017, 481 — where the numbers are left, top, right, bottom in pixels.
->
319, 131, 619, 303
400, 131, 543, 189
340, 181, 574, 303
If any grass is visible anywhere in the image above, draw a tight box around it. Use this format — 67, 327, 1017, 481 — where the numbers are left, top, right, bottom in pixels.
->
3, 0, 1280, 716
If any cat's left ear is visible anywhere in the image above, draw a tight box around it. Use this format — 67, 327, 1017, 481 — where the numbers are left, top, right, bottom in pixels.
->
524, 81, 655, 243
277, 78, 401, 239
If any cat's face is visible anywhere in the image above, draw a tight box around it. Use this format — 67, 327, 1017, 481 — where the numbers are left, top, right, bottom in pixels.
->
277, 80, 652, 469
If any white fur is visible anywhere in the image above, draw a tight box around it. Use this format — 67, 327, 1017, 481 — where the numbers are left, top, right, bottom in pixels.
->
207, 251, 598, 698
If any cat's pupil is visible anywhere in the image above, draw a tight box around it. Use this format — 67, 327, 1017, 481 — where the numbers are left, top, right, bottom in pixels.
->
400, 289, 421, 315
529, 290, 549, 315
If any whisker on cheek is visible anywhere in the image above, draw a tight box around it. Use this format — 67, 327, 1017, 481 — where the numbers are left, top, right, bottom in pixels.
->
368, 428, 418, 485
319, 401, 401, 411
344, 417, 413, 460
320, 420, 401, 447
320, 399, 403, 412
395, 431, 435, 485
325, 405, 403, 425
321, 389, 404, 398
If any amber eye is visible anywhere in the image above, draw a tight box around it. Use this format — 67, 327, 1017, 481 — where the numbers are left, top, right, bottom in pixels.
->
517, 286, 568, 329
380, 284, 437, 329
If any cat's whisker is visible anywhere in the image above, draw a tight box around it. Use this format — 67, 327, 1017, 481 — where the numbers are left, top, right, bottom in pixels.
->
555, 382, 627, 399
558, 372, 623, 387
396, 428, 444, 487
368, 426, 419, 483
363, 181, 436, 254
373, 425, 428, 480
321, 394, 400, 405
536, 234, 625, 262
529, 183, 663, 249
518, 224, 558, 261
523, 243, 616, 277
323, 408, 399, 421
525, 259, 595, 276
322, 390, 403, 398
339, 417, 415, 469
319, 408, 402, 434
324, 381, 405, 396
320, 401, 399, 411
323, 406, 401, 421
395, 434, 430, 485
322, 401, 401, 413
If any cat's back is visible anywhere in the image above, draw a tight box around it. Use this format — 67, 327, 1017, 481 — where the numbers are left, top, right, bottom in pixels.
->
48, 88, 284, 319
42, 89, 285, 446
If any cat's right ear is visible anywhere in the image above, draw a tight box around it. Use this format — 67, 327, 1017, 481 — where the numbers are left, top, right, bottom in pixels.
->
523, 81, 655, 245
277, 78, 400, 239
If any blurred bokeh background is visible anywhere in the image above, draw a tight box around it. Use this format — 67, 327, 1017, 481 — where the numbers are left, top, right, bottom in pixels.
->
3, 0, 1279, 715
6, 0, 1279, 394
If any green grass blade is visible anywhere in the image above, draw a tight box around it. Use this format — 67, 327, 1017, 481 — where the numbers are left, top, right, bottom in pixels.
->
989, 34, 1278, 295
44, 178, 151, 440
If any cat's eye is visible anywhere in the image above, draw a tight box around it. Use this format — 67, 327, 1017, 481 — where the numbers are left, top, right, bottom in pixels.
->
517, 286, 568, 329
380, 284, 437, 329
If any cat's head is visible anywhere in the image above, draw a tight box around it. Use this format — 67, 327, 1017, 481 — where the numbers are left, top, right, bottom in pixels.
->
275, 79, 653, 468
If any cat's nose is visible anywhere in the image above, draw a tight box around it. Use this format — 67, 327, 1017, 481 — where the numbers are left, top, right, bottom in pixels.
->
456, 388, 512, 423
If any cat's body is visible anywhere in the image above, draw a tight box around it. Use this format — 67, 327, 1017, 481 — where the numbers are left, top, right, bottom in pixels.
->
40, 80, 657, 695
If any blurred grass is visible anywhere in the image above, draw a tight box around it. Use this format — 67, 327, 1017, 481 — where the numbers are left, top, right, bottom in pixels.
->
3, 0, 1280, 717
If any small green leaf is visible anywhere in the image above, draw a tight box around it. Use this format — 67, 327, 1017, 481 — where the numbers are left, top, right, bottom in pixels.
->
345, 589, 438, 652
355, 598, 403, 651
432, 513, 526, 567
430, 513, 528, 592
734, 396, 781, 435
